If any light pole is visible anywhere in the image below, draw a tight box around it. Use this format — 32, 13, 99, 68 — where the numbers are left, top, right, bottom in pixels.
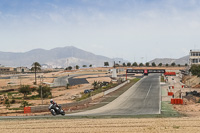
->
40, 75, 43, 105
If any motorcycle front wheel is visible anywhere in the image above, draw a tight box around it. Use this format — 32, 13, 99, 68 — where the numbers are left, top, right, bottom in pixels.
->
61, 110, 65, 116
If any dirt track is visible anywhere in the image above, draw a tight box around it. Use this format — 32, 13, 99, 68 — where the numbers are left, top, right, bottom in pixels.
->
1, 117, 200, 133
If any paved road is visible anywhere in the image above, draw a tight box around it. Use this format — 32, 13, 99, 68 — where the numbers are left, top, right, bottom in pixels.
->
68, 74, 161, 116
51, 73, 103, 87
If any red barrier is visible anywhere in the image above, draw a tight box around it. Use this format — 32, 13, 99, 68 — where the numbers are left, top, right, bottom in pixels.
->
171, 99, 183, 105
168, 92, 174, 96
180, 99, 183, 104
171, 99, 174, 104
172, 86, 174, 89
175, 99, 178, 104
182, 85, 184, 88
164, 72, 176, 76
24, 107, 31, 113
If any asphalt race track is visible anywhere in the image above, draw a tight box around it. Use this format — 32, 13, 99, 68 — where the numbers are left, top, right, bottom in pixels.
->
0, 74, 161, 119
68, 74, 161, 116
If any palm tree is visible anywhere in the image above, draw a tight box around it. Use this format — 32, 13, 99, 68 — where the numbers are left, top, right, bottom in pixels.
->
31, 62, 41, 85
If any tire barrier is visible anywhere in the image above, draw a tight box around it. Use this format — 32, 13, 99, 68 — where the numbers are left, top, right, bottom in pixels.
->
24, 107, 31, 113
186, 91, 200, 97
171, 98, 183, 105
168, 92, 174, 96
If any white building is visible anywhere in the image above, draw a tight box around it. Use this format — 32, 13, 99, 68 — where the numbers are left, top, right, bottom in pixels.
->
189, 50, 200, 65
15, 67, 29, 73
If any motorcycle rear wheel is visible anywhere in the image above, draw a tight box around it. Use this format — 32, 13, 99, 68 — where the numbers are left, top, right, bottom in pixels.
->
51, 110, 56, 116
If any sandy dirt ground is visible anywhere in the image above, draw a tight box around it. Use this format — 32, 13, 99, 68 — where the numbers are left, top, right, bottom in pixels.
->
1, 117, 200, 133
0, 71, 62, 88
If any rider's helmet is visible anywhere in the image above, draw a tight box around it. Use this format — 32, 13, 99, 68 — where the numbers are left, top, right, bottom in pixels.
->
50, 99, 54, 104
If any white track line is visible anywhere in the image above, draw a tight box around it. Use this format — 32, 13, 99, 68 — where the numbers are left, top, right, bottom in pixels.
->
144, 84, 152, 102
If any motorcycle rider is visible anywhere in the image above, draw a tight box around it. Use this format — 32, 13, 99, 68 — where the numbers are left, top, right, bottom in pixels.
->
49, 99, 61, 112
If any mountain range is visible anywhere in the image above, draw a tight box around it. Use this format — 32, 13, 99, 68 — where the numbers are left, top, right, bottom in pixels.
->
0, 46, 189, 68
0, 46, 126, 68
148, 55, 189, 65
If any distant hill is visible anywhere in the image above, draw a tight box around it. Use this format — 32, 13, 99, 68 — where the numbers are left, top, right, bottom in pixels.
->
149, 55, 189, 65
0, 46, 125, 68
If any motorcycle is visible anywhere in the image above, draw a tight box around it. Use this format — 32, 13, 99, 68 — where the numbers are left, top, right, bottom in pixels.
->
48, 104, 65, 116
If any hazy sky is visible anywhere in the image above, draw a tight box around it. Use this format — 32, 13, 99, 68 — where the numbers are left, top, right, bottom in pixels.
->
0, 0, 199, 62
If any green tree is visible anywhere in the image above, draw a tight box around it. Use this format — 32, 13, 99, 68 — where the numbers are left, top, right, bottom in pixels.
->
171, 62, 176, 66
19, 85, 36, 99
166, 63, 169, 67
82, 65, 87, 68
185, 63, 188, 66
92, 81, 98, 89
66, 83, 70, 89
132, 62, 138, 67
189, 64, 200, 75
123, 63, 126, 67
139, 63, 144, 67
127, 62, 131, 67
37, 86, 52, 98
5, 99, 10, 108
20, 100, 29, 107
31, 62, 41, 85
89, 64, 92, 67
178, 64, 181, 67
152, 62, 156, 67
158, 63, 162, 67
75, 65, 80, 69
65, 66, 72, 70
104, 62, 109, 67
145, 62, 150, 67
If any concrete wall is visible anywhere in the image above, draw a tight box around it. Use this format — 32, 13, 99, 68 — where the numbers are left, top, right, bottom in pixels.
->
104, 81, 128, 95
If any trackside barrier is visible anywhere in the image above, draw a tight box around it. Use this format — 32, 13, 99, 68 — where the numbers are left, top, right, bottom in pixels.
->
104, 81, 128, 95
164, 72, 176, 76
168, 92, 174, 96
182, 85, 184, 88
171, 99, 183, 105
172, 86, 174, 89
24, 107, 31, 113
